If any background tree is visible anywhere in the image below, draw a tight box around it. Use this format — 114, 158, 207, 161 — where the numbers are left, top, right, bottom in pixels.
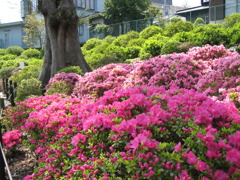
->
103, 0, 151, 24
143, 5, 162, 18
37, 0, 91, 86
23, 13, 45, 48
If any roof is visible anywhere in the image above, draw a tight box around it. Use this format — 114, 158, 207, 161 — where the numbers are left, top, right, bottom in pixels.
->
176, 6, 209, 14
0, 21, 24, 28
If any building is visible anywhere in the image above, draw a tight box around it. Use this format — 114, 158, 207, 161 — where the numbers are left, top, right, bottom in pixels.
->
176, 0, 240, 23
0, 0, 198, 49
0, 21, 28, 49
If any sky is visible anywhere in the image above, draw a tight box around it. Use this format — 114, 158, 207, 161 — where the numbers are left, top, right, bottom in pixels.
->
0, 0, 201, 24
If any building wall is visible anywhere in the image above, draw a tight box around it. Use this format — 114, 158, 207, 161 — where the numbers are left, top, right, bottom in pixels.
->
225, 0, 240, 16
0, 22, 27, 49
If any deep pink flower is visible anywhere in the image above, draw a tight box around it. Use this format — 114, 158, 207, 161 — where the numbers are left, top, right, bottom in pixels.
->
71, 133, 87, 146
174, 142, 182, 152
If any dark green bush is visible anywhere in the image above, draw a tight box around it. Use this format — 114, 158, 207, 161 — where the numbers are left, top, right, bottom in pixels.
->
0, 67, 16, 79
0, 49, 6, 55
86, 53, 114, 69
57, 66, 83, 75
141, 40, 165, 57
22, 49, 41, 58
139, 25, 163, 39
6, 46, 24, 56
14, 78, 42, 102
164, 21, 193, 37
105, 44, 127, 62
45, 81, 74, 95
161, 40, 182, 55
228, 23, 240, 46
223, 13, 240, 28
113, 31, 139, 47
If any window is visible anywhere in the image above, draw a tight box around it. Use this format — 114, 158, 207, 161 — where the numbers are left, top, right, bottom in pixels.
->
76, 0, 94, 10
4, 31, 10, 45
79, 24, 84, 36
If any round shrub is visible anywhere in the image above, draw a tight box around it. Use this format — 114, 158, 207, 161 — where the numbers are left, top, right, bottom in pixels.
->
171, 31, 196, 43
140, 25, 163, 39
193, 17, 205, 28
45, 81, 74, 95
14, 78, 42, 102
127, 38, 146, 47
82, 38, 102, 51
86, 53, 114, 69
113, 31, 139, 47
170, 16, 182, 23
10, 65, 41, 84
105, 44, 127, 62
164, 21, 193, 37
0, 54, 17, 61
223, 13, 240, 28
161, 40, 182, 55
22, 48, 41, 58
6, 46, 24, 56
57, 66, 83, 75
228, 23, 240, 46
0, 49, 6, 55
141, 39, 165, 57
148, 34, 169, 42
103, 35, 116, 44
0, 67, 16, 79
125, 46, 142, 59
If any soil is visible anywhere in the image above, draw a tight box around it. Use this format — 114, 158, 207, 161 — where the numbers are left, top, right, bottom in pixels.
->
4, 144, 37, 180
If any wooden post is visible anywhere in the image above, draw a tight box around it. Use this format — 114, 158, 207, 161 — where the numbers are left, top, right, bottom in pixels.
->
9, 81, 15, 107
5, 79, 8, 100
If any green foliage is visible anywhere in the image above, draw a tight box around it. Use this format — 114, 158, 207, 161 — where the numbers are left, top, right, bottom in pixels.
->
93, 23, 109, 34
86, 53, 113, 69
177, 42, 196, 53
164, 21, 193, 37
143, 5, 162, 18
139, 25, 163, 39
105, 44, 127, 62
22, 49, 41, 59
57, 66, 83, 75
23, 13, 45, 48
14, 78, 42, 102
1, 59, 27, 69
223, 13, 240, 28
10, 65, 41, 84
171, 31, 196, 43
195, 25, 230, 46
193, 18, 205, 28
228, 23, 240, 46
103, 0, 151, 23
82, 38, 103, 51
0, 67, 16, 79
6, 46, 24, 56
127, 38, 146, 47
125, 46, 142, 59
148, 34, 169, 42
170, 17, 182, 23
161, 40, 182, 55
45, 81, 74, 95
0, 54, 17, 60
113, 31, 139, 47
141, 39, 165, 57
0, 49, 6, 55
103, 35, 116, 44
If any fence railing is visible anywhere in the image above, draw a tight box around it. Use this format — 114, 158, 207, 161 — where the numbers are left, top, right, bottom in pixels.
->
89, 2, 240, 40
0, 97, 13, 180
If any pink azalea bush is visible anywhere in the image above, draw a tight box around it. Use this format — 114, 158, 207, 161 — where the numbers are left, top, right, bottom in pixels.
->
2, 129, 22, 148
1, 44, 240, 179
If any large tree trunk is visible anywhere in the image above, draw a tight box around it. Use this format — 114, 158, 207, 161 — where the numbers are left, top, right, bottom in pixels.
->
38, 0, 91, 86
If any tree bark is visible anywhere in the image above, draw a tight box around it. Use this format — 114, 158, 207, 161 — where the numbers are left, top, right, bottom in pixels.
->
38, 0, 91, 86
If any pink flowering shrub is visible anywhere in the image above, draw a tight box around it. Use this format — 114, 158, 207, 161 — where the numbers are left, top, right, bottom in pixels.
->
45, 72, 81, 95
2, 130, 22, 148
186, 44, 238, 61
1, 44, 240, 179
72, 63, 134, 100
2, 86, 240, 179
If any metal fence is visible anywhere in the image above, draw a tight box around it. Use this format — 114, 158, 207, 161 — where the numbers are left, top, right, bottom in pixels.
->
89, 2, 240, 40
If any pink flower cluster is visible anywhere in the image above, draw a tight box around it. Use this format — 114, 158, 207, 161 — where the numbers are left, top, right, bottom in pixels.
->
186, 44, 238, 61
46, 72, 81, 90
2, 129, 22, 148
1, 44, 239, 179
